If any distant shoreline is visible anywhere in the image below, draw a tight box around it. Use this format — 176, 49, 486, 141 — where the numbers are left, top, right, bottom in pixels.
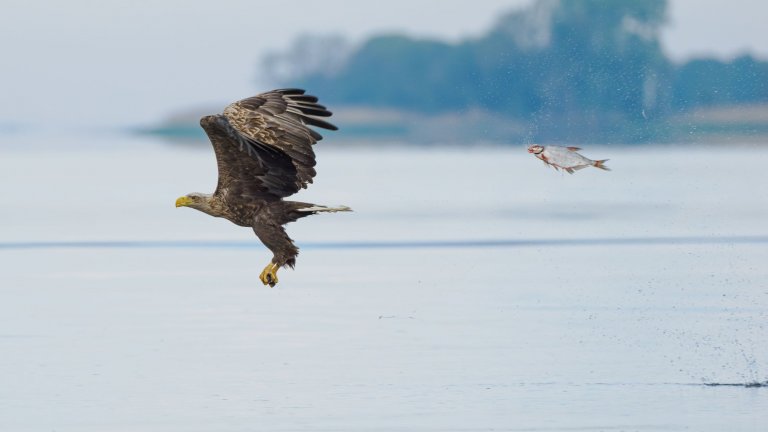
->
137, 103, 768, 145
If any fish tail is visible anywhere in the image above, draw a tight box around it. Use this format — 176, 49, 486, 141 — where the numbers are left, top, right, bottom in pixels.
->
593, 159, 610, 171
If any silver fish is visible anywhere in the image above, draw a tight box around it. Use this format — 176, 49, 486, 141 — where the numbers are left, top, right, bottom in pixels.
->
527, 145, 610, 174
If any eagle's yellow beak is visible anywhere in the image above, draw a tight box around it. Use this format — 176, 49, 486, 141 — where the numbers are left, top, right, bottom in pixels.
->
175, 196, 193, 208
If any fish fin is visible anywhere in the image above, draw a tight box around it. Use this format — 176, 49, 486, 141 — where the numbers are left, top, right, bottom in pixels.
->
567, 146, 582, 151
565, 167, 575, 174
593, 159, 610, 171
572, 165, 588, 171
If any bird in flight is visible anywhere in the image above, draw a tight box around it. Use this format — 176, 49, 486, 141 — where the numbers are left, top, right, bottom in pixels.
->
176, 89, 351, 287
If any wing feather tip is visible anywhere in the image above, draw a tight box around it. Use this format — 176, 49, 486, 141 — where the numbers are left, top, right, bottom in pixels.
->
274, 88, 306, 95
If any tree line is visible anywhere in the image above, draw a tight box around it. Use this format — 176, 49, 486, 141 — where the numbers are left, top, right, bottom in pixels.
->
264, 0, 768, 142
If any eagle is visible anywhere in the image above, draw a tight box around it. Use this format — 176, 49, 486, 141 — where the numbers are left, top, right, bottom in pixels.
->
175, 89, 351, 287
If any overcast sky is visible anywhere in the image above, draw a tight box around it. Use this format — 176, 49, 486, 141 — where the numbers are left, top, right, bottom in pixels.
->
1, 0, 767, 128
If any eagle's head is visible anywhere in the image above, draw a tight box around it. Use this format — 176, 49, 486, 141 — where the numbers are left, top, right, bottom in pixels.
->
175, 192, 215, 213
527, 144, 544, 155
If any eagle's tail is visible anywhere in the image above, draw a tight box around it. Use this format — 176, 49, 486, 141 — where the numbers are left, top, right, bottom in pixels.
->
296, 205, 352, 213
277, 202, 351, 224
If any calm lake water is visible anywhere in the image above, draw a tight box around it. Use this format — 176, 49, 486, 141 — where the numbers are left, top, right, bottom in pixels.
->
1, 133, 767, 431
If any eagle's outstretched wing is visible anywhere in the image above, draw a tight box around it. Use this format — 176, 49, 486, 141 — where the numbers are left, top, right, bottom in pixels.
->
200, 89, 337, 203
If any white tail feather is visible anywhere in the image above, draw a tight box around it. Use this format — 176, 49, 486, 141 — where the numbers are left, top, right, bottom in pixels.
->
297, 205, 352, 213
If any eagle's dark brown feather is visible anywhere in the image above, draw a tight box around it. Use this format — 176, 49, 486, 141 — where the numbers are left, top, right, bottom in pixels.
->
201, 89, 337, 206
200, 115, 298, 212
220, 89, 337, 195
184, 89, 347, 283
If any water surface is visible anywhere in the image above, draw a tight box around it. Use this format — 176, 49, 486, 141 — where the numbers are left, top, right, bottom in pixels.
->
1, 134, 767, 431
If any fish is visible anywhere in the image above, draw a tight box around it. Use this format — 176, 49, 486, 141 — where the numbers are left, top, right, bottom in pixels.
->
527, 145, 610, 174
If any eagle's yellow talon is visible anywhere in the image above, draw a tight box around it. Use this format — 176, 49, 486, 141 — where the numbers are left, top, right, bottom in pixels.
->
259, 263, 279, 287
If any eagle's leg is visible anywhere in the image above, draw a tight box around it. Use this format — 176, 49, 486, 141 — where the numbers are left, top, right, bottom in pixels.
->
254, 202, 323, 288
259, 262, 279, 287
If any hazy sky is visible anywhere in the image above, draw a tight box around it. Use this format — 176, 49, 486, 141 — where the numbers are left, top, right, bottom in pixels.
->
1, 0, 767, 128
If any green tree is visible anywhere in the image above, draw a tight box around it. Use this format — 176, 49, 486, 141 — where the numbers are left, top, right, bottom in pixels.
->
266, 0, 768, 142
673, 55, 768, 109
